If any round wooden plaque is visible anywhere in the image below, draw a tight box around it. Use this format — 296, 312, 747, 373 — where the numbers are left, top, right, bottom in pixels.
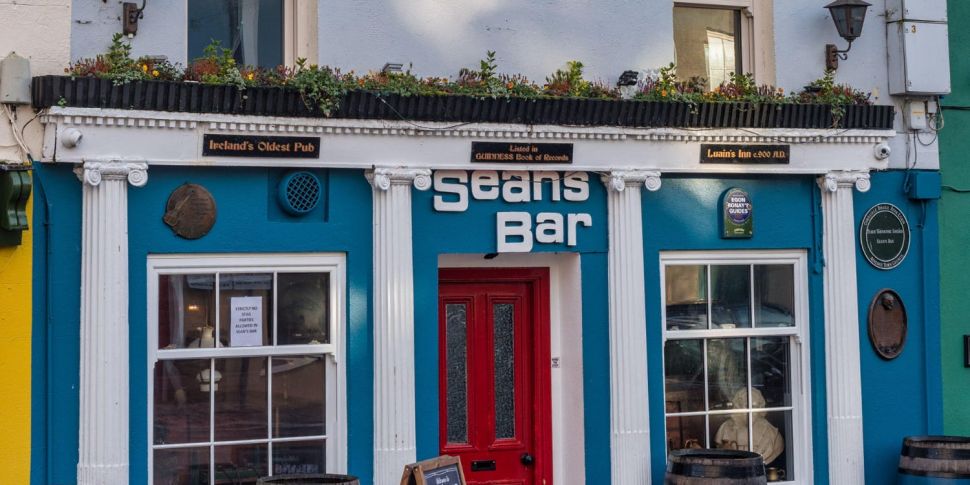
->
163, 183, 217, 239
867, 289, 907, 360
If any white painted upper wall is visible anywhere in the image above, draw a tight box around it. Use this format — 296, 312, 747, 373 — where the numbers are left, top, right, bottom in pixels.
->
65, 0, 943, 169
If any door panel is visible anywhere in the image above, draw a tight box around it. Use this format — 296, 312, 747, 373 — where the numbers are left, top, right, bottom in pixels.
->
439, 269, 551, 485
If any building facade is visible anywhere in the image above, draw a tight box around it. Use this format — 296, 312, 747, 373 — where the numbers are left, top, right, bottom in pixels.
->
29, 1, 949, 484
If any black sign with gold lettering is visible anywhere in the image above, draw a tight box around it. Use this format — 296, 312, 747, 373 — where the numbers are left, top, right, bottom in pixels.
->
700, 144, 790, 164
203, 134, 320, 158
471, 142, 573, 164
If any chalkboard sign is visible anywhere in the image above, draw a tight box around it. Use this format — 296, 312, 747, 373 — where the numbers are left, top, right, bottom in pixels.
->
400, 456, 466, 485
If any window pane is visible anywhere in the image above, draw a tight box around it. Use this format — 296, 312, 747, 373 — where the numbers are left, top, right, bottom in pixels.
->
494, 302, 516, 440
664, 339, 705, 413
666, 265, 709, 331
272, 355, 326, 438
673, 6, 741, 90
666, 415, 706, 452
711, 265, 751, 329
445, 303, 469, 444
752, 337, 792, 408
278, 273, 330, 345
707, 338, 748, 410
759, 410, 794, 481
188, 0, 284, 68
219, 274, 273, 348
273, 440, 327, 475
159, 274, 217, 349
712, 412, 749, 451
754, 265, 795, 327
214, 443, 267, 483
154, 359, 211, 445
154, 446, 210, 485
214, 357, 268, 441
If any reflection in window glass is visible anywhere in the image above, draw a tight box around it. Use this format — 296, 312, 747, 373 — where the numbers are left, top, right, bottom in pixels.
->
711, 413, 750, 451
707, 338, 747, 410
664, 339, 705, 413
159, 274, 217, 349
759, 410, 794, 479
214, 357, 268, 442
154, 359, 211, 445
273, 440, 327, 476
278, 273, 330, 345
752, 337, 791, 408
673, 6, 742, 89
754, 265, 795, 327
711, 265, 751, 329
272, 355, 326, 438
154, 446, 210, 485
666, 414, 706, 452
188, 0, 284, 68
665, 265, 709, 330
219, 274, 273, 347
214, 443, 267, 483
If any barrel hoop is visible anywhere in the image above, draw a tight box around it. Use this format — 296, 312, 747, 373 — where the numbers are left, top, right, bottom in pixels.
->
902, 444, 970, 461
668, 462, 766, 479
899, 467, 970, 479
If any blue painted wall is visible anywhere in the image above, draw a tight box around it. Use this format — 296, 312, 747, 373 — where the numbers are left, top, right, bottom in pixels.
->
31, 165, 374, 485
855, 170, 942, 485
640, 175, 826, 484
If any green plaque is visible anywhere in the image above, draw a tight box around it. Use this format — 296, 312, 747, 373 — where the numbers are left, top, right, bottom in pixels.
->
721, 188, 753, 238
860, 203, 910, 270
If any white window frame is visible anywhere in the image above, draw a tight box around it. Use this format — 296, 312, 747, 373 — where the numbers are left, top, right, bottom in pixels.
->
147, 253, 347, 484
660, 250, 813, 485
674, 0, 776, 86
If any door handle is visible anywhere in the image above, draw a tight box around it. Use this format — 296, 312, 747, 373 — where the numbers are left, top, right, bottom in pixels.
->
520, 453, 534, 466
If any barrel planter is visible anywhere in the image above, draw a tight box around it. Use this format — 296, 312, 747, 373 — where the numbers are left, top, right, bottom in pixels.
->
666, 449, 767, 485
257, 474, 360, 485
899, 436, 970, 484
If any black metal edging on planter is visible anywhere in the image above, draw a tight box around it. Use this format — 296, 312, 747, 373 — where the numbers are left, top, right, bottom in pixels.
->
32, 75, 895, 130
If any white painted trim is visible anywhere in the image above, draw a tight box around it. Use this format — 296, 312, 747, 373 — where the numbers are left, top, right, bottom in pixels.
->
41, 107, 894, 175
438, 253, 586, 485
659, 250, 814, 485
146, 253, 348, 484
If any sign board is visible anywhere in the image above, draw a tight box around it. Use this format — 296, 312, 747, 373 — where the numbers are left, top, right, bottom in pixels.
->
700, 144, 790, 164
230, 296, 263, 347
721, 188, 753, 238
860, 203, 910, 270
400, 456, 466, 485
471, 142, 573, 164
203, 134, 320, 158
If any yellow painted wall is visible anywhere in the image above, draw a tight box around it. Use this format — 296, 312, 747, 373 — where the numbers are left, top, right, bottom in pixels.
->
0, 193, 30, 484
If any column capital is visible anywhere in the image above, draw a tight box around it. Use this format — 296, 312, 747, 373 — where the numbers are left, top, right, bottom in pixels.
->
366, 167, 432, 191
74, 161, 149, 187
601, 170, 662, 193
818, 170, 871, 193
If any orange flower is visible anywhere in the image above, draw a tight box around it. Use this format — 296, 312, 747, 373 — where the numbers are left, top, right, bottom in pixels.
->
141, 64, 149, 72
246, 72, 255, 81
507, 82, 514, 89
151, 69, 159, 77
661, 89, 668, 97
358, 78, 366, 86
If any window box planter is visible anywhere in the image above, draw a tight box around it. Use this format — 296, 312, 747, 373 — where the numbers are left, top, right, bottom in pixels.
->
32, 75, 894, 130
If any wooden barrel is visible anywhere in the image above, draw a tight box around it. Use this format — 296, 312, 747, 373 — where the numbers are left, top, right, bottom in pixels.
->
899, 436, 970, 484
666, 449, 767, 485
257, 474, 360, 485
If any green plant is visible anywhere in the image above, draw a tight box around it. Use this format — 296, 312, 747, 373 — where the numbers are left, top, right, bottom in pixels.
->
544, 61, 591, 97
184, 40, 246, 88
289, 58, 346, 116
794, 69, 872, 125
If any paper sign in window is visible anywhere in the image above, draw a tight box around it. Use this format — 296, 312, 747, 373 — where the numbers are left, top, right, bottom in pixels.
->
231, 296, 263, 347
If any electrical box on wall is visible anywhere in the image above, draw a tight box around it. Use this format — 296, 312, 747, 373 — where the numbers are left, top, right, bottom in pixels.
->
887, 0, 951, 95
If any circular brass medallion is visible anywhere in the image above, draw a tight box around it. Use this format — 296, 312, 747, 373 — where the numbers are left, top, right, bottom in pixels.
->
163, 183, 216, 240
867, 289, 907, 360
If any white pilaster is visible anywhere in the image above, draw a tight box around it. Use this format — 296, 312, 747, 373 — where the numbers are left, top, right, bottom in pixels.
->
602, 170, 660, 485
367, 167, 431, 485
818, 170, 870, 485
75, 161, 147, 485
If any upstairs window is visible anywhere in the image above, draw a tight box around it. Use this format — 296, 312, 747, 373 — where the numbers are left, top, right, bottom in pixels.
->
673, 5, 743, 89
188, 0, 285, 68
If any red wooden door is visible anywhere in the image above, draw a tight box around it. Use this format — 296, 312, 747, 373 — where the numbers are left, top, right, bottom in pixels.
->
438, 268, 552, 485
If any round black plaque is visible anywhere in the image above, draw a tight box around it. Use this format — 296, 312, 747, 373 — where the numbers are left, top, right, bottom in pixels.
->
867, 289, 907, 360
859, 203, 910, 270
163, 183, 217, 239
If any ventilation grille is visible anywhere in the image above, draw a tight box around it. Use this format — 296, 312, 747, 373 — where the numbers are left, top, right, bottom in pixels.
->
278, 171, 321, 215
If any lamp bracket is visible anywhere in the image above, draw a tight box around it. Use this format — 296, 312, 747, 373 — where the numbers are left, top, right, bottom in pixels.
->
825, 40, 853, 70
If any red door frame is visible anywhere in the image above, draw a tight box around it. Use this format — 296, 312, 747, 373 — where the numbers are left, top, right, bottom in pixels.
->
438, 267, 553, 485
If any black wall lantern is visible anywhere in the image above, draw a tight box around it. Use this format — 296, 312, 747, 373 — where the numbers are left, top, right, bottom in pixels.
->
825, 0, 871, 70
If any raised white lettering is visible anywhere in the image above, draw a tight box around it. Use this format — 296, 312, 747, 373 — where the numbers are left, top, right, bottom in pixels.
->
433, 170, 469, 212
567, 213, 592, 246
563, 172, 589, 201
497, 212, 533, 252
535, 212, 565, 243
471, 170, 500, 200
502, 171, 531, 203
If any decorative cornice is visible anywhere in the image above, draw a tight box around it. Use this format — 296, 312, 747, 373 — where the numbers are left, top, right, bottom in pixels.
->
602, 170, 662, 193
818, 170, 871, 193
365, 167, 432, 191
74, 161, 149, 187
42, 107, 895, 146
